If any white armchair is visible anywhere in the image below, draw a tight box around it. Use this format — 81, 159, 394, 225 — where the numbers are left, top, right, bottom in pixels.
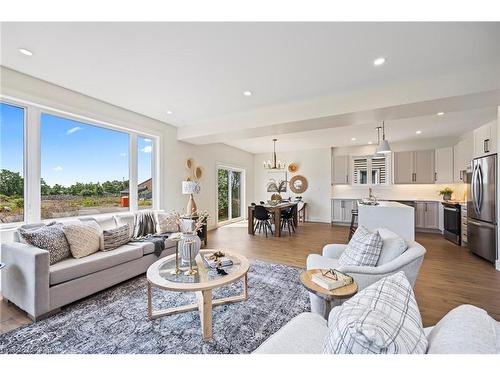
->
306, 235, 426, 315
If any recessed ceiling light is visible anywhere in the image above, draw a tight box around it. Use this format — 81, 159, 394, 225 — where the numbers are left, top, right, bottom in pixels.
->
18, 48, 33, 56
437, 112, 444, 116
166, 110, 173, 115
243, 90, 253, 97
351, 137, 356, 141
373, 57, 386, 66
368, 141, 373, 145
416, 130, 422, 134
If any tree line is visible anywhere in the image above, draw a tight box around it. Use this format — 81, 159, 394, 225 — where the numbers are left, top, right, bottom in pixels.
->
0, 169, 129, 197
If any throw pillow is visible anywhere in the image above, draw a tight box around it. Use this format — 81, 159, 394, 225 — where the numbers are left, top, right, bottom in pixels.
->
426, 305, 497, 354
63, 221, 101, 258
102, 224, 130, 251
323, 272, 428, 354
338, 226, 383, 267
155, 212, 180, 234
18, 222, 71, 265
376, 228, 408, 265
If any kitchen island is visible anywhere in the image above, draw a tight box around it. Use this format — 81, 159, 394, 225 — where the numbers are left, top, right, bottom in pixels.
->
358, 201, 415, 241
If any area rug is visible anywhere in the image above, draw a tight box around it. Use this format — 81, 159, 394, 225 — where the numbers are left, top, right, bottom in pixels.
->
0, 260, 310, 354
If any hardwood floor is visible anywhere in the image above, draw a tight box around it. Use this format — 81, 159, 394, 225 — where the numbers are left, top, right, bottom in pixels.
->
1, 221, 499, 334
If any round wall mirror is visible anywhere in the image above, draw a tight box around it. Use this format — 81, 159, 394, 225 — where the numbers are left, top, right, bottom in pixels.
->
289, 175, 308, 194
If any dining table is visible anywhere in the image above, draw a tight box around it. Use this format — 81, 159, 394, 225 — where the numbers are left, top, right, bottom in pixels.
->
248, 202, 298, 237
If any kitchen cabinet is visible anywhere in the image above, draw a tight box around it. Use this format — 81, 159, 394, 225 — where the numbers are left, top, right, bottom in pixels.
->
331, 199, 357, 224
332, 155, 350, 184
434, 147, 454, 183
394, 150, 435, 184
453, 136, 473, 182
473, 121, 497, 158
415, 201, 439, 230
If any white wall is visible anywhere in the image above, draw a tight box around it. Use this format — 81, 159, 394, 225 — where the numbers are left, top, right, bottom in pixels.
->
254, 148, 331, 222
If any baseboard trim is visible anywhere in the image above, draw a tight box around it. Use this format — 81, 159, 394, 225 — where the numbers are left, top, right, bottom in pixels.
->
496, 259, 500, 271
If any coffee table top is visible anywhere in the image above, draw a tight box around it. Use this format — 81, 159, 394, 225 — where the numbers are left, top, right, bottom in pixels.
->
300, 269, 358, 301
147, 249, 249, 292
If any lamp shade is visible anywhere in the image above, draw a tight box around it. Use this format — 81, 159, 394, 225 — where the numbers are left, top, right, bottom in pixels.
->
182, 181, 200, 195
376, 139, 392, 154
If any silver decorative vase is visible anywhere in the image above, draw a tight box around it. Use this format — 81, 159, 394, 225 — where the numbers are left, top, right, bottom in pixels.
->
180, 232, 201, 267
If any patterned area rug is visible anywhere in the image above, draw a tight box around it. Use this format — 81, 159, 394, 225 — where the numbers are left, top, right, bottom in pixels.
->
0, 260, 309, 354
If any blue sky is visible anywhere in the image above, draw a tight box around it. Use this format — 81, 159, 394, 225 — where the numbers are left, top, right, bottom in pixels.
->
1, 102, 153, 187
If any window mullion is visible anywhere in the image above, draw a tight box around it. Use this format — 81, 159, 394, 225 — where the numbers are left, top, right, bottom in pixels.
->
129, 134, 138, 211
25, 106, 41, 223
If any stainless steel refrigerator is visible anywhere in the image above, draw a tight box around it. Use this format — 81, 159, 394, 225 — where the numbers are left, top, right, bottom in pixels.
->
467, 154, 497, 263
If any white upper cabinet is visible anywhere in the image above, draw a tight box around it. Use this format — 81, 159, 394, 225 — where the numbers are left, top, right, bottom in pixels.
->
394, 150, 435, 184
473, 121, 497, 158
453, 136, 473, 182
434, 147, 454, 183
332, 155, 350, 184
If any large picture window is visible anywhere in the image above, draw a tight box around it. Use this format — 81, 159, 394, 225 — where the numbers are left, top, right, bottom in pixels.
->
40, 113, 130, 219
0, 102, 25, 223
137, 136, 153, 209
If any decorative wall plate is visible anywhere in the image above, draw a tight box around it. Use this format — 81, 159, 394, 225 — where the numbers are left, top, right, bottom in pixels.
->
289, 175, 308, 194
195, 166, 203, 180
185, 158, 194, 171
288, 163, 298, 173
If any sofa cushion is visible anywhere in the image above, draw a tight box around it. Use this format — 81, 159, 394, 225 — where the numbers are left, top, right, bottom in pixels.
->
63, 221, 101, 258
103, 224, 130, 251
338, 226, 383, 267
376, 228, 408, 265
49, 243, 143, 285
323, 272, 427, 354
426, 305, 497, 354
254, 313, 328, 354
18, 222, 71, 265
114, 213, 135, 238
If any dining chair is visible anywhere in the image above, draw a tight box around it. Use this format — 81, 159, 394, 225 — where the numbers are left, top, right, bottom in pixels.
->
280, 204, 296, 235
254, 205, 273, 237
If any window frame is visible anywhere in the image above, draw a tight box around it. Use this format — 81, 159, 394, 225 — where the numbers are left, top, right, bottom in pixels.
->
351, 154, 390, 186
216, 164, 246, 226
0, 96, 160, 228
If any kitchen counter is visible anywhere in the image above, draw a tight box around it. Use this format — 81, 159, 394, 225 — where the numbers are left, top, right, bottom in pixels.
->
358, 200, 415, 241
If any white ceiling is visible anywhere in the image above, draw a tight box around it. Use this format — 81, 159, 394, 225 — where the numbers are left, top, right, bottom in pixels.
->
1, 22, 500, 152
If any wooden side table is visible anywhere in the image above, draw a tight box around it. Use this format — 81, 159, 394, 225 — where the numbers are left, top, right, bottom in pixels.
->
300, 269, 358, 319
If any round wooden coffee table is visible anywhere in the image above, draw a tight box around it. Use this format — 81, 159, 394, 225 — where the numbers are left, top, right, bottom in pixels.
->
147, 249, 250, 341
300, 269, 358, 319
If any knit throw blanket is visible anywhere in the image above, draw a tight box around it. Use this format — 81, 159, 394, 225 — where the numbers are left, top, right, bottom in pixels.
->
133, 211, 167, 256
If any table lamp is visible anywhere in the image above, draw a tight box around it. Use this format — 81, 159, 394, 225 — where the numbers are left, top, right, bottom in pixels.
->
182, 181, 200, 216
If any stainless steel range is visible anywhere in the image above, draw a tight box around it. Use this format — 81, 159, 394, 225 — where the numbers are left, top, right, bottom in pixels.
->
442, 202, 461, 245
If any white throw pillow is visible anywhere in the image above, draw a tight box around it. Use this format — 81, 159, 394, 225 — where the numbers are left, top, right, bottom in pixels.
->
376, 228, 408, 265
155, 212, 180, 234
338, 226, 383, 267
323, 272, 428, 354
63, 221, 101, 259
426, 305, 497, 354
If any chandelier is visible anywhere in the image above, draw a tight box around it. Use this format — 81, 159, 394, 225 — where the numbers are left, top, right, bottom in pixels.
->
263, 139, 286, 170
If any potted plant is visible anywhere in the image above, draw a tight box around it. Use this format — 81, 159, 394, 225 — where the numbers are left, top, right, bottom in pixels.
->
439, 187, 453, 201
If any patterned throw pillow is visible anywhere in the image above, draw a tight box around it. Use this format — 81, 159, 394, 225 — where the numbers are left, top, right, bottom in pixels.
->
63, 221, 101, 258
338, 226, 383, 267
155, 212, 180, 234
323, 272, 428, 354
18, 222, 71, 265
102, 224, 130, 251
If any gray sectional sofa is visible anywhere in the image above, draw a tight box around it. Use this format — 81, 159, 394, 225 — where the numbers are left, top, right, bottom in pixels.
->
1, 212, 177, 320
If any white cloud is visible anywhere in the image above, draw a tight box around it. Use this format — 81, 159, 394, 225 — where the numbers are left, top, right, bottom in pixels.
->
143, 139, 152, 143
141, 145, 152, 153
119, 152, 127, 157
53, 166, 63, 172
66, 126, 82, 135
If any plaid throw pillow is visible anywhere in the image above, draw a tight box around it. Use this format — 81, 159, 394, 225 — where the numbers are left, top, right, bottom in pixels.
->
323, 272, 428, 354
338, 226, 383, 267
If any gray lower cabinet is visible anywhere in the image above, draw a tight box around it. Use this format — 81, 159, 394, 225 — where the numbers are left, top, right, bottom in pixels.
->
331, 199, 357, 224
415, 201, 439, 230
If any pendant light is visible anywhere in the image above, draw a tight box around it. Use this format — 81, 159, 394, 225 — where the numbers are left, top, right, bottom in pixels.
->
376, 121, 391, 154
263, 139, 286, 169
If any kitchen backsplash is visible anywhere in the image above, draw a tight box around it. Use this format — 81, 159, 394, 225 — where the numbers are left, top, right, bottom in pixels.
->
332, 183, 467, 202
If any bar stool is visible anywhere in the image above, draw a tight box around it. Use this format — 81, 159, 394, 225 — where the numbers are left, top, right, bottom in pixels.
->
348, 209, 358, 241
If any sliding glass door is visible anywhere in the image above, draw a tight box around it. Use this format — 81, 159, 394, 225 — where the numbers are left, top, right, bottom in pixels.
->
217, 166, 244, 224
